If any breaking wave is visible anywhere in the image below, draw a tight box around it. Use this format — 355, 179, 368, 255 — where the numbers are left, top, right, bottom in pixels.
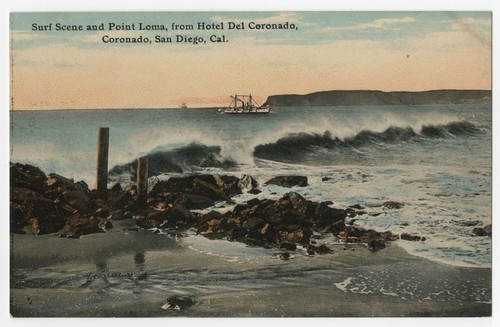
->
253, 121, 481, 162
109, 120, 481, 178
109, 143, 237, 179
420, 121, 481, 138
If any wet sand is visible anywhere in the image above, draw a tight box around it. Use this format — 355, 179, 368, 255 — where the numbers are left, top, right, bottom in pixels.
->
10, 220, 492, 317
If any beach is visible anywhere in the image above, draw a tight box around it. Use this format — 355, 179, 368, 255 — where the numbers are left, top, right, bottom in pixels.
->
10, 219, 491, 317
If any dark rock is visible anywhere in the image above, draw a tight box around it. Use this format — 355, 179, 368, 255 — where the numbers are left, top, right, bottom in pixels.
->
246, 198, 262, 206
94, 207, 110, 218
98, 219, 113, 229
279, 242, 297, 251
110, 183, 123, 192
382, 201, 403, 209
165, 192, 215, 210
282, 192, 308, 214
11, 186, 67, 235
214, 175, 242, 197
346, 209, 356, 218
58, 189, 95, 214
198, 210, 223, 223
10, 163, 47, 193
321, 176, 333, 182
242, 217, 266, 231
240, 174, 259, 189
137, 204, 195, 229
106, 188, 133, 210
349, 204, 364, 209
368, 239, 387, 251
163, 295, 196, 310
278, 228, 312, 244
277, 252, 291, 260
109, 210, 133, 220
10, 205, 26, 233
400, 233, 426, 241
232, 203, 250, 214
46, 173, 78, 193
472, 224, 492, 237
312, 202, 347, 232
264, 176, 308, 188
247, 188, 262, 195
454, 220, 481, 227
338, 226, 397, 250
60, 214, 106, 237
170, 205, 193, 224
306, 243, 332, 254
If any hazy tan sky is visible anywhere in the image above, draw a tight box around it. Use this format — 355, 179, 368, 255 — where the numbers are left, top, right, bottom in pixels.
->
10, 12, 491, 110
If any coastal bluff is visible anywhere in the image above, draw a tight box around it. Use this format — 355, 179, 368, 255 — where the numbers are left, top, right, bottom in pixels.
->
264, 90, 491, 107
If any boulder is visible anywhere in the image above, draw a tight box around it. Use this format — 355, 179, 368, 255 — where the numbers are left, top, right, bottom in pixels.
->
312, 202, 347, 232
240, 174, 259, 190
214, 175, 242, 197
472, 224, 492, 237
338, 226, 397, 250
306, 243, 332, 255
56, 189, 95, 214
400, 233, 426, 241
281, 192, 308, 214
46, 173, 89, 195
264, 176, 308, 188
59, 214, 107, 238
106, 187, 134, 211
278, 228, 312, 244
162, 295, 196, 311
10, 186, 67, 235
10, 163, 47, 194
279, 242, 297, 251
277, 251, 291, 260
368, 239, 387, 251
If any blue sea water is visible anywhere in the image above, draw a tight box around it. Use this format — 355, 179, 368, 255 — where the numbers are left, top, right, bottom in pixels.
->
10, 104, 492, 268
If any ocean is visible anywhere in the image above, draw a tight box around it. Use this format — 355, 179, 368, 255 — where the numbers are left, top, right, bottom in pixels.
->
9, 104, 492, 314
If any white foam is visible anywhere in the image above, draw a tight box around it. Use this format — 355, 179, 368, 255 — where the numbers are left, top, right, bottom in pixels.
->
334, 276, 353, 292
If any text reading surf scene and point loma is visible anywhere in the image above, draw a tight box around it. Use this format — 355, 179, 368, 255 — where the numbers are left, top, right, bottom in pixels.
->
31, 21, 299, 32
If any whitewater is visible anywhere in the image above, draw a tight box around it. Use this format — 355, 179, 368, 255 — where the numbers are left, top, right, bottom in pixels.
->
10, 103, 492, 268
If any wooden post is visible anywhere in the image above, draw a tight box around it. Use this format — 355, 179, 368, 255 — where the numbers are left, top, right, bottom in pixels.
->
136, 156, 148, 207
96, 127, 109, 195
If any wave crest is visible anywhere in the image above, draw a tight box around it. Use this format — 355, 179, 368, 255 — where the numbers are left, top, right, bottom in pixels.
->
254, 121, 481, 163
109, 143, 237, 179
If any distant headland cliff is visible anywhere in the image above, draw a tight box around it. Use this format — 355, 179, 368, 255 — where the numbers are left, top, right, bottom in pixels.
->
264, 90, 491, 107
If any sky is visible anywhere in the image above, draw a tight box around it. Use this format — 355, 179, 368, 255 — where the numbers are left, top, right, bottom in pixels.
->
10, 11, 492, 110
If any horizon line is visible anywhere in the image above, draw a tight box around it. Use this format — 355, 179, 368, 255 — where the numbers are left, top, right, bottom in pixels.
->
11, 88, 492, 111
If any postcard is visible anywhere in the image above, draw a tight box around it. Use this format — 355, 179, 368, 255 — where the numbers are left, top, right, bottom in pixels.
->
9, 10, 492, 318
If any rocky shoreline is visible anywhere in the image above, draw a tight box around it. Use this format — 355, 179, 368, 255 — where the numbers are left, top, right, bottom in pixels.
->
10, 162, 491, 254
10, 162, 493, 317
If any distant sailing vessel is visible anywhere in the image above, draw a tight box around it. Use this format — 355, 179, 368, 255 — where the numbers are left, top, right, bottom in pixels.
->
218, 94, 270, 114
180, 102, 188, 109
